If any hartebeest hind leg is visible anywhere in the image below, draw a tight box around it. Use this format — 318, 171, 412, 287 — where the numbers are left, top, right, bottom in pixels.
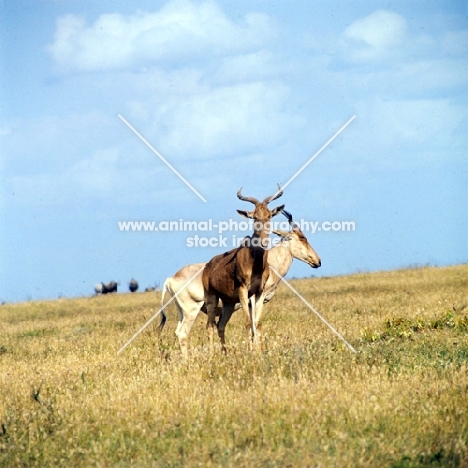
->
172, 298, 204, 359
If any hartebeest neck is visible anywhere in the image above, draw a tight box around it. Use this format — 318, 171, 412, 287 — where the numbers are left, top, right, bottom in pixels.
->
251, 204, 273, 245
251, 221, 271, 248
268, 240, 294, 277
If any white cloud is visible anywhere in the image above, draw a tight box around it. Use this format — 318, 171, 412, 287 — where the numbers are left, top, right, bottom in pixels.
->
342, 10, 407, 61
1, 112, 138, 204
346, 97, 467, 169
43, 1, 300, 173
331, 55, 466, 100
213, 50, 279, 84
143, 81, 305, 159
47, 0, 275, 72
331, 10, 467, 104
19, 5, 466, 210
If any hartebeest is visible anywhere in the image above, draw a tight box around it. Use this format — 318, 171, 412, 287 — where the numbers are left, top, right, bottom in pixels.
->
203, 186, 285, 352
159, 210, 321, 357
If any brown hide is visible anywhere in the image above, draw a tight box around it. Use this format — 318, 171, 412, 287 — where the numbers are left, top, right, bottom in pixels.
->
202, 245, 269, 303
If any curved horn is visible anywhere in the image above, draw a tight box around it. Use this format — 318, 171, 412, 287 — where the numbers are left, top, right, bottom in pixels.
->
237, 188, 259, 205
263, 183, 283, 205
282, 209, 298, 228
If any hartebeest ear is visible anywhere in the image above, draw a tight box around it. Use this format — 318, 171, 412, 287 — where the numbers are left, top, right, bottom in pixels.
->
270, 204, 285, 217
237, 209, 255, 219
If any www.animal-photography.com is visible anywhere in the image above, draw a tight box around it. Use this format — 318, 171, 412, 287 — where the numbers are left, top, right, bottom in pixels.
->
1, 1, 466, 467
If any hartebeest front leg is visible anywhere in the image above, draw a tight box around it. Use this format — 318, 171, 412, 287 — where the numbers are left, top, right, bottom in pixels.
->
205, 293, 219, 354
250, 296, 257, 344
238, 285, 254, 349
253, 292, 266, 351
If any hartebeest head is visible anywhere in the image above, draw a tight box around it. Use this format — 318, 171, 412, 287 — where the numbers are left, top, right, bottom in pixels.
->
236, 184, 285, 243
273, 210, 321, 268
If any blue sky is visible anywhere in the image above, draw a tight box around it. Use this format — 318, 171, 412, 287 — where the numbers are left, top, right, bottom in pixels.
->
0, 0, 466, 302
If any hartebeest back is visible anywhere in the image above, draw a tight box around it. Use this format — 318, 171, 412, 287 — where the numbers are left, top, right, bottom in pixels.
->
202, 185, 285, 352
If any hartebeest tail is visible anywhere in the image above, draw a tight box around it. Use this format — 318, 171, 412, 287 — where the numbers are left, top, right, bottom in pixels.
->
159, 279, 170, 332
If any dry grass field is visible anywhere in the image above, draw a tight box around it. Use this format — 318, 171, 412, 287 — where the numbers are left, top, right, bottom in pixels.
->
1, 265, 467, 467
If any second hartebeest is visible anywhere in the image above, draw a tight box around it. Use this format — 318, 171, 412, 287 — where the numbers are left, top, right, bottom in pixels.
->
202, 186, 285, 352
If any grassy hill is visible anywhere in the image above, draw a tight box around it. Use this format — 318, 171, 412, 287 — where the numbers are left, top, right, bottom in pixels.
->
1, 265, 467, 467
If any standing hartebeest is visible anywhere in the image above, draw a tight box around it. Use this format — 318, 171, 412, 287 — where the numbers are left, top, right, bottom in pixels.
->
159, 210, 321, 357
202, 186, 285, 352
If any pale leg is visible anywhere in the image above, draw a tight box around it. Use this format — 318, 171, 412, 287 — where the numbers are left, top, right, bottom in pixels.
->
172, 298, 201, 359
238, 285, 252, 349
250, 296, 259, 348
253, 292, 266, 351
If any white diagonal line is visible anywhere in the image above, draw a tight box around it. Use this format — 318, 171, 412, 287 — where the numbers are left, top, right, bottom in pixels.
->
117, 265, 205, 354
270, 266, 357, 353
273, 115, 356, 198
118, 114, 207, 203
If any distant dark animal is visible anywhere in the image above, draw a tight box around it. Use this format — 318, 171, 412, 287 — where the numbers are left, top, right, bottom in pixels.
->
95, 281, 118, 295
145, 286, 156, 292
129, 279, 139, 293
102, 281, 118, 294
